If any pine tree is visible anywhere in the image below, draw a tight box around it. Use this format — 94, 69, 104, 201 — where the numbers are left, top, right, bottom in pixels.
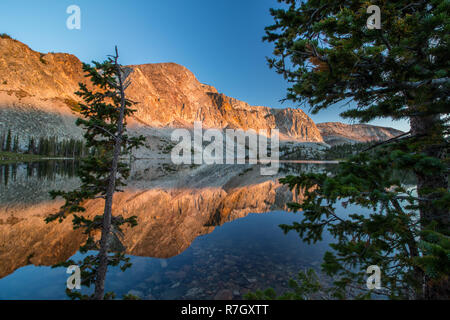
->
27, 137, 35, 154
46, 47, 145, 300
0, 132, 5, 151
264, 1, 449, 299
5, 129, 11, 152
13, 135, 19, 152
50, 136, 56, 156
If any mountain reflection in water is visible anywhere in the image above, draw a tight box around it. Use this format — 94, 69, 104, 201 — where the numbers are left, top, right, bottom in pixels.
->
0, 160, 337, 299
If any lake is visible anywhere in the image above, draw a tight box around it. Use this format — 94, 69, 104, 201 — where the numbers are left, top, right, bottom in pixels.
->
0, 160, 343, 300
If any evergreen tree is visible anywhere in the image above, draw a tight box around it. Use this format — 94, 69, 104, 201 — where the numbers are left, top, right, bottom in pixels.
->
5, 129, 11, 152
49, 136, 56, 156
13, 135, 19, 152
37, 137, 43, 155
0, 132, 5, 151
46, 47, 145, 300
27, 137, 35, 154
264, 1, 449, 299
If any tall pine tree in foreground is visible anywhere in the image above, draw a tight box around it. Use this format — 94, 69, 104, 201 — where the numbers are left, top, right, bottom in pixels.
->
263, 0, 449, 299
46, 47, 145, 300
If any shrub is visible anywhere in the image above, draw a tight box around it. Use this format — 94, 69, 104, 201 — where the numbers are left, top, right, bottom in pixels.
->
0, 33, 13, 40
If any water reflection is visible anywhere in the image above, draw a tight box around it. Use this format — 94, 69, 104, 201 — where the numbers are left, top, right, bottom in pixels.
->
0, 210, 334, 300
0, 160, 80, 205
0, 160, 79, 186
0, 160, 337, 299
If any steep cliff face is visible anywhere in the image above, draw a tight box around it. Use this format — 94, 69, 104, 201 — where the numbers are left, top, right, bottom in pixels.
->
127, 63, 322, 141
0, 37, 323, 143
0, 37, 86, 143
317, 122, 404, 146
0, 38, 86, 99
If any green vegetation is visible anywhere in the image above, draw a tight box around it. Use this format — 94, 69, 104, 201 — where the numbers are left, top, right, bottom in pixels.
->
280, 142, 374, 161
0, 129, 88, 160
35, 136, 86, 157
64, 98, 81, 113
0, 33, 13, 40
280, 144, 314, 160
320, 142, 375, 160
280, 144, 324, 160
0, 151, 49, 164
160, 141, 175, 154
162, 163, 177, 173
256, 0, 449, 300
45, 47, 145, 300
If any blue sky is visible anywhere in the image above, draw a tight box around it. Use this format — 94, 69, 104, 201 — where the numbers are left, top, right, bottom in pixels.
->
0, 0, 408, 131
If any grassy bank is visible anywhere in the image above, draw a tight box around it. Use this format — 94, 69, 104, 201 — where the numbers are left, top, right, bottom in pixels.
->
0, 151, 72, 164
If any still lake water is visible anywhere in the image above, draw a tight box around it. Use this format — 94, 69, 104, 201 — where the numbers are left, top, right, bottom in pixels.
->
0, 160, 346, 300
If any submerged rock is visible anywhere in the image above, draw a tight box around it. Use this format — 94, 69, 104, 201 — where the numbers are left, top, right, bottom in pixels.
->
214, 289, 233, 300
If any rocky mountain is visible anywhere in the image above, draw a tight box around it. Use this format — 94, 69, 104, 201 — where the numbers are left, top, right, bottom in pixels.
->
317, 122, 405, 146
0, 36, 323, 146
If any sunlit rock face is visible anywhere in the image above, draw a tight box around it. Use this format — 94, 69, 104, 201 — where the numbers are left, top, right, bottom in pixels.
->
0, 163, 303, 279
317, 122, 404, 146
126, 63, 323, 141
0, 37, 323, 145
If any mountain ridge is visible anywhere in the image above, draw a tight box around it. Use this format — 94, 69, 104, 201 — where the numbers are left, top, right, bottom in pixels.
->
317, 122, 404, 146
0, 37, 323, 144
0, 37, 405, 148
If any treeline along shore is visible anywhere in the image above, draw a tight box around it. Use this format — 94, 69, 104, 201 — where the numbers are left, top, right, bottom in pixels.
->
0, 128, 88, 162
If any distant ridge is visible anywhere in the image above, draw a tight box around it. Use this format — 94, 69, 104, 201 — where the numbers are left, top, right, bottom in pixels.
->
0, 37, 323, 143
317, 122, 405, 146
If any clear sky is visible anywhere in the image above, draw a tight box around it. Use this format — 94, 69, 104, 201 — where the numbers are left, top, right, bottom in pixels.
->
0, 0, 408, 131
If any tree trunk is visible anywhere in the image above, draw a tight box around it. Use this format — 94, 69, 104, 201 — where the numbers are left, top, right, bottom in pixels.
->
409, 114, 449, 300
93, 52, 127, 300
